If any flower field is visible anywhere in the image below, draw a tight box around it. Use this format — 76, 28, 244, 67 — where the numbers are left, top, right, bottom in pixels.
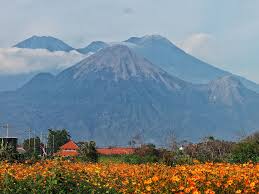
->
0, 160, 258, 194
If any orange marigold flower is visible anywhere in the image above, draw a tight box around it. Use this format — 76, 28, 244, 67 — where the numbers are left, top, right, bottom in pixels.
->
184, 188, 191, 193
152, 176, 159, 182
146, 186, 151, 191
192, 190, 201, 194
144, 178, 152, 185
171, 176, 180, 182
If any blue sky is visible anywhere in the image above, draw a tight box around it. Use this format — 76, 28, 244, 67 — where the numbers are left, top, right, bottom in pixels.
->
0, 0, 259, 83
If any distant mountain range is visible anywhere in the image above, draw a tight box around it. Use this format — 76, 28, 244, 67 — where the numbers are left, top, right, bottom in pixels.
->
12, 35, 259, 93
1, 45, 259, 145
124, 35, 259, 93
14, 35, 74, 52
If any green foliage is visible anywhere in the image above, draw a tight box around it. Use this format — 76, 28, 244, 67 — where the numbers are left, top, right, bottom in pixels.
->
99, 154, 158, 164
23, 137, 41, 156
124, 154, 158, 164
0, 169, 118, 194
230, 132, 259, 163
0, 143, 18, 162
47, 129, 70, 155
184, 137, 234, 162
135, 144, 159, 157
158, 149, 193, 166
99, 151, 193, 166
78, 141, 98, 163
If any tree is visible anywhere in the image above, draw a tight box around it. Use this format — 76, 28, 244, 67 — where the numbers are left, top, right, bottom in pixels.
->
165, 129, 179, 151
185, 137, 235, 162
47, 129, 70, 155
78, 141, 98, 162
23, 137, 41, 156
0, 141, 18, 161
231, 132, 259, 163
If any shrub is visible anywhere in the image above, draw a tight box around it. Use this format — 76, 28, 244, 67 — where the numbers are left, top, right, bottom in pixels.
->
230, 132, 259, 163
184, 137, 235, 162
158, 149, 193, 166
0, 143, 18, 162
134, 144, 160, 163
78, 141, 98, 163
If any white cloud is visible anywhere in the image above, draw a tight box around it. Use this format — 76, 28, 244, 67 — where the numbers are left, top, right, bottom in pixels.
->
0, 48, 86, 75
177, 33, 222, 68
179, 33, 214, 54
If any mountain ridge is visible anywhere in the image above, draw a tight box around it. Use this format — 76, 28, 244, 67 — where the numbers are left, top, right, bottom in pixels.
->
1, 45, 259, 145
77, 41, 109, 54
124, 35, 259, 93
11, 34, 259, 94
14, 35, 74, 52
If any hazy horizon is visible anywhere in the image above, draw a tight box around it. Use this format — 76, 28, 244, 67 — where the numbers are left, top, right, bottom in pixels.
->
0, 0, 259, 83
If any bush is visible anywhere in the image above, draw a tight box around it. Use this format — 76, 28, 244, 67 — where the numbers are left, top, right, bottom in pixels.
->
78, 141, 98, 163
0, 144, 18, 162
184, 137, 234, 162
104, 144, 193, 166
230, 132, 259, 163
158, 149, 193, 166
134, 144, 159, 162
100, 154, 158, 164
125, 154, 159, 164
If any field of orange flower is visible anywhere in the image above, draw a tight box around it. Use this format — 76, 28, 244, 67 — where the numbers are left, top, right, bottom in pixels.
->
0, 160, 258, 194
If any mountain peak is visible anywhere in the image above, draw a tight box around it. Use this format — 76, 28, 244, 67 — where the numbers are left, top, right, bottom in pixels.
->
89, 41, 108, 46
65, 44, 160, 80
125, 34, 173, 45
77, 41, 109, 54
95, 44, 134, 55
14, 35, 74, 52
58, 45, 185, 90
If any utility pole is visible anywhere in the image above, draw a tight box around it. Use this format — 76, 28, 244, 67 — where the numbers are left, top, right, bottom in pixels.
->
46, 134, 48, 156
52, 134, 55, 154
40, 131, 43, 144
33, 130, 36, 154
27, 128, 32, 149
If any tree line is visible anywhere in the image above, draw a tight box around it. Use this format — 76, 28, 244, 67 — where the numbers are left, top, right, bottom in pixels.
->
0, 129, 258, 164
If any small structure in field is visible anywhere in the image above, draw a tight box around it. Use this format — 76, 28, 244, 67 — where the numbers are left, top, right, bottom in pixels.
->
56, 140, 79, 157
97, 147, 136, 155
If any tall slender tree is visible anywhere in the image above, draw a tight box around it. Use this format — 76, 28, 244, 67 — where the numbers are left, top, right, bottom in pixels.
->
47, 129, 70, 154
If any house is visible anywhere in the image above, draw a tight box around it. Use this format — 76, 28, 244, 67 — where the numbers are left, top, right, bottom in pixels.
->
56, 140, 136, 156
56, 140, 79, 157
97, 147, 136, 155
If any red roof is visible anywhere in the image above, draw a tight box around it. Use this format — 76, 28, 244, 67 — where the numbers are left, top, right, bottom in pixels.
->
97, 147, 136, 155
56, 140, 79, 157
60, 140, 79, 150
56, 150, 79, 157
